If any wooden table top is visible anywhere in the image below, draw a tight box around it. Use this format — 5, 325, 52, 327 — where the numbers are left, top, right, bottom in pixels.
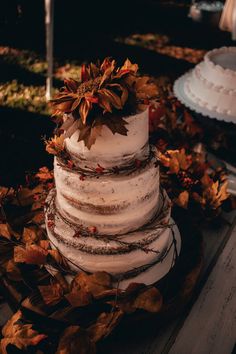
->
0, 210, 236, 354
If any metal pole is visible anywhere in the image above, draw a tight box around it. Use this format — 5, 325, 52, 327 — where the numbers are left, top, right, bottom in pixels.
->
45, 0, 54, 101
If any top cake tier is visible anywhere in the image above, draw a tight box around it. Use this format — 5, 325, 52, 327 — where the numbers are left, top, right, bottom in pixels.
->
65, 109, 149, 169
184, 47, 236, 117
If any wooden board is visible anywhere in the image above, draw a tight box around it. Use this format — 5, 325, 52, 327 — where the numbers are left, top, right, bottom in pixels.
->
168, 225, 236, 354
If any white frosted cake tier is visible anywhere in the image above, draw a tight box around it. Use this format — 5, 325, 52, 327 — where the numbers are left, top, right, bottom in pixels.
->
45, 188, 181, 289
182, 47, 236, 118
54, 151, 159, 235
65, 109, 149, 169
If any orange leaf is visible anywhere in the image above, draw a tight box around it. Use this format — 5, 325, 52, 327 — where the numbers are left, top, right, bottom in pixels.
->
14, 244, 48, 265
0, 223, 12, 240
79, 99, 92, 124
1, 310, 47, 353
174, 191, 189, 209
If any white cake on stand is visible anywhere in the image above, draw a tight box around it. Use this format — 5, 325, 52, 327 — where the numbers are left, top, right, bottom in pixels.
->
174, 47, 236, 123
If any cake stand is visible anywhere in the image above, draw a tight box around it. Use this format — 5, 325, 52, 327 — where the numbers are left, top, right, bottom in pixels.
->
174, 71, 236, 124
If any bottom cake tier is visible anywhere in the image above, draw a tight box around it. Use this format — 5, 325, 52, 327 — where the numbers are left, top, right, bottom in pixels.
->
45, 188, 181, 289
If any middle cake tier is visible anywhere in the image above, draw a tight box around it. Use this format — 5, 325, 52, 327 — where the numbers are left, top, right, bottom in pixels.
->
54, 151, 159, 235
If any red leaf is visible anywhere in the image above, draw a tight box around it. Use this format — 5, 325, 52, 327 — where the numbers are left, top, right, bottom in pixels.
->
95, 164, 105, 173
85, 96, 99, 104
81, 64, 90, 82
67, 160, 75, 169
87, 226, 97, 234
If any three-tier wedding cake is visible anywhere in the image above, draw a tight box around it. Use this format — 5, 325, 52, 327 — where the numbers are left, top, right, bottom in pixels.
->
45, 58, 181, 289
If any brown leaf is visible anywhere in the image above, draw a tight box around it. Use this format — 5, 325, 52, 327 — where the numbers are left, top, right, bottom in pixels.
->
88, 310, 123, 343
22, 226, 42, 245
6, 260, 22, 281
104, 115, 128, 136
14, 245, 48, 265
175, 191, 189, 209
133, 287, 163, 313
78, 120, 103, 150
0, 224, 12, 240
15, 185, 45, 207
79, 98, 92, 125
56, 326, 96, 354
0, 186, 15, 204
1, 310, 47, 354
71, 272, 113, 299
65, 290, 92, 307
31, 210, 45, 224
39, 283, 64, 306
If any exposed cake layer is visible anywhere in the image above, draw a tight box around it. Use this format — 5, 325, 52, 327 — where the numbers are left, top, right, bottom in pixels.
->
45, 188, 180, 288
65, 109, 149, 169
54, 150, 160, 235
184, 47, 236, 117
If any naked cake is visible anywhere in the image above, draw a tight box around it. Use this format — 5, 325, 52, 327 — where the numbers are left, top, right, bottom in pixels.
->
45, 58, 181, 289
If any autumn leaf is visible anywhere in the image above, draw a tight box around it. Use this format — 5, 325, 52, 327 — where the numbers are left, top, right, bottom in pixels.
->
0, 223, 20, 240
39, 283, 64, 306
56, 326, 96, 354
117, 286, 162, 313
104, 115, 128, 136
1, 310, 47, 354
35, 167, 53, 182
15, 185, 45, 207
183, 110, 203, 137
133, 287, 163, 312
31, 210, 45, 224
0, 223, 12, 240
6, 259, 22, 281
0, 187, 15, 204
14, 244, 48, 265
88, 310, 123, 343
78, 122, 103, 150
22, 226, 42, 245
120, 58, 139, 74
174, 191, 189, 209
45, 135, 65, 155
71, 272, 114, 299
65, 289, 92, 307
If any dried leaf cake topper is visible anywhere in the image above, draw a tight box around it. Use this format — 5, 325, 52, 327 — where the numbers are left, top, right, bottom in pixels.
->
49, 58, 158, 149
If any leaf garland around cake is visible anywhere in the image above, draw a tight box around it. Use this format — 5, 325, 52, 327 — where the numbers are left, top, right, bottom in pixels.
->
49, 57, 158, 149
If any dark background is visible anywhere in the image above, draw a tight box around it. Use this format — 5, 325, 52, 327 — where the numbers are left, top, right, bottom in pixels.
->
0, 0, 234, 186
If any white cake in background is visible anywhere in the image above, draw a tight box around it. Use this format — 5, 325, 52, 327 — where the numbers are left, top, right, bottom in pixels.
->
184, 47, 236, 117
45, 110, 181, 288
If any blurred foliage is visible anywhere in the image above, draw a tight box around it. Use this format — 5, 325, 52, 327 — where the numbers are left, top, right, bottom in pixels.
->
0, 46, 82, 115
0, 80, 49, 114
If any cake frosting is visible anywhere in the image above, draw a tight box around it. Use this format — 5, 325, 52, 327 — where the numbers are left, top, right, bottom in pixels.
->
184, 47, 236, 117
45, 109, 181, 288
65, 109, 149, 169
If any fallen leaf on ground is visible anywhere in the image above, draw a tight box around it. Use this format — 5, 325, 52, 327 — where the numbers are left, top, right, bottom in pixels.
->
1, 310, 47, 354
88, 310, 123, 342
